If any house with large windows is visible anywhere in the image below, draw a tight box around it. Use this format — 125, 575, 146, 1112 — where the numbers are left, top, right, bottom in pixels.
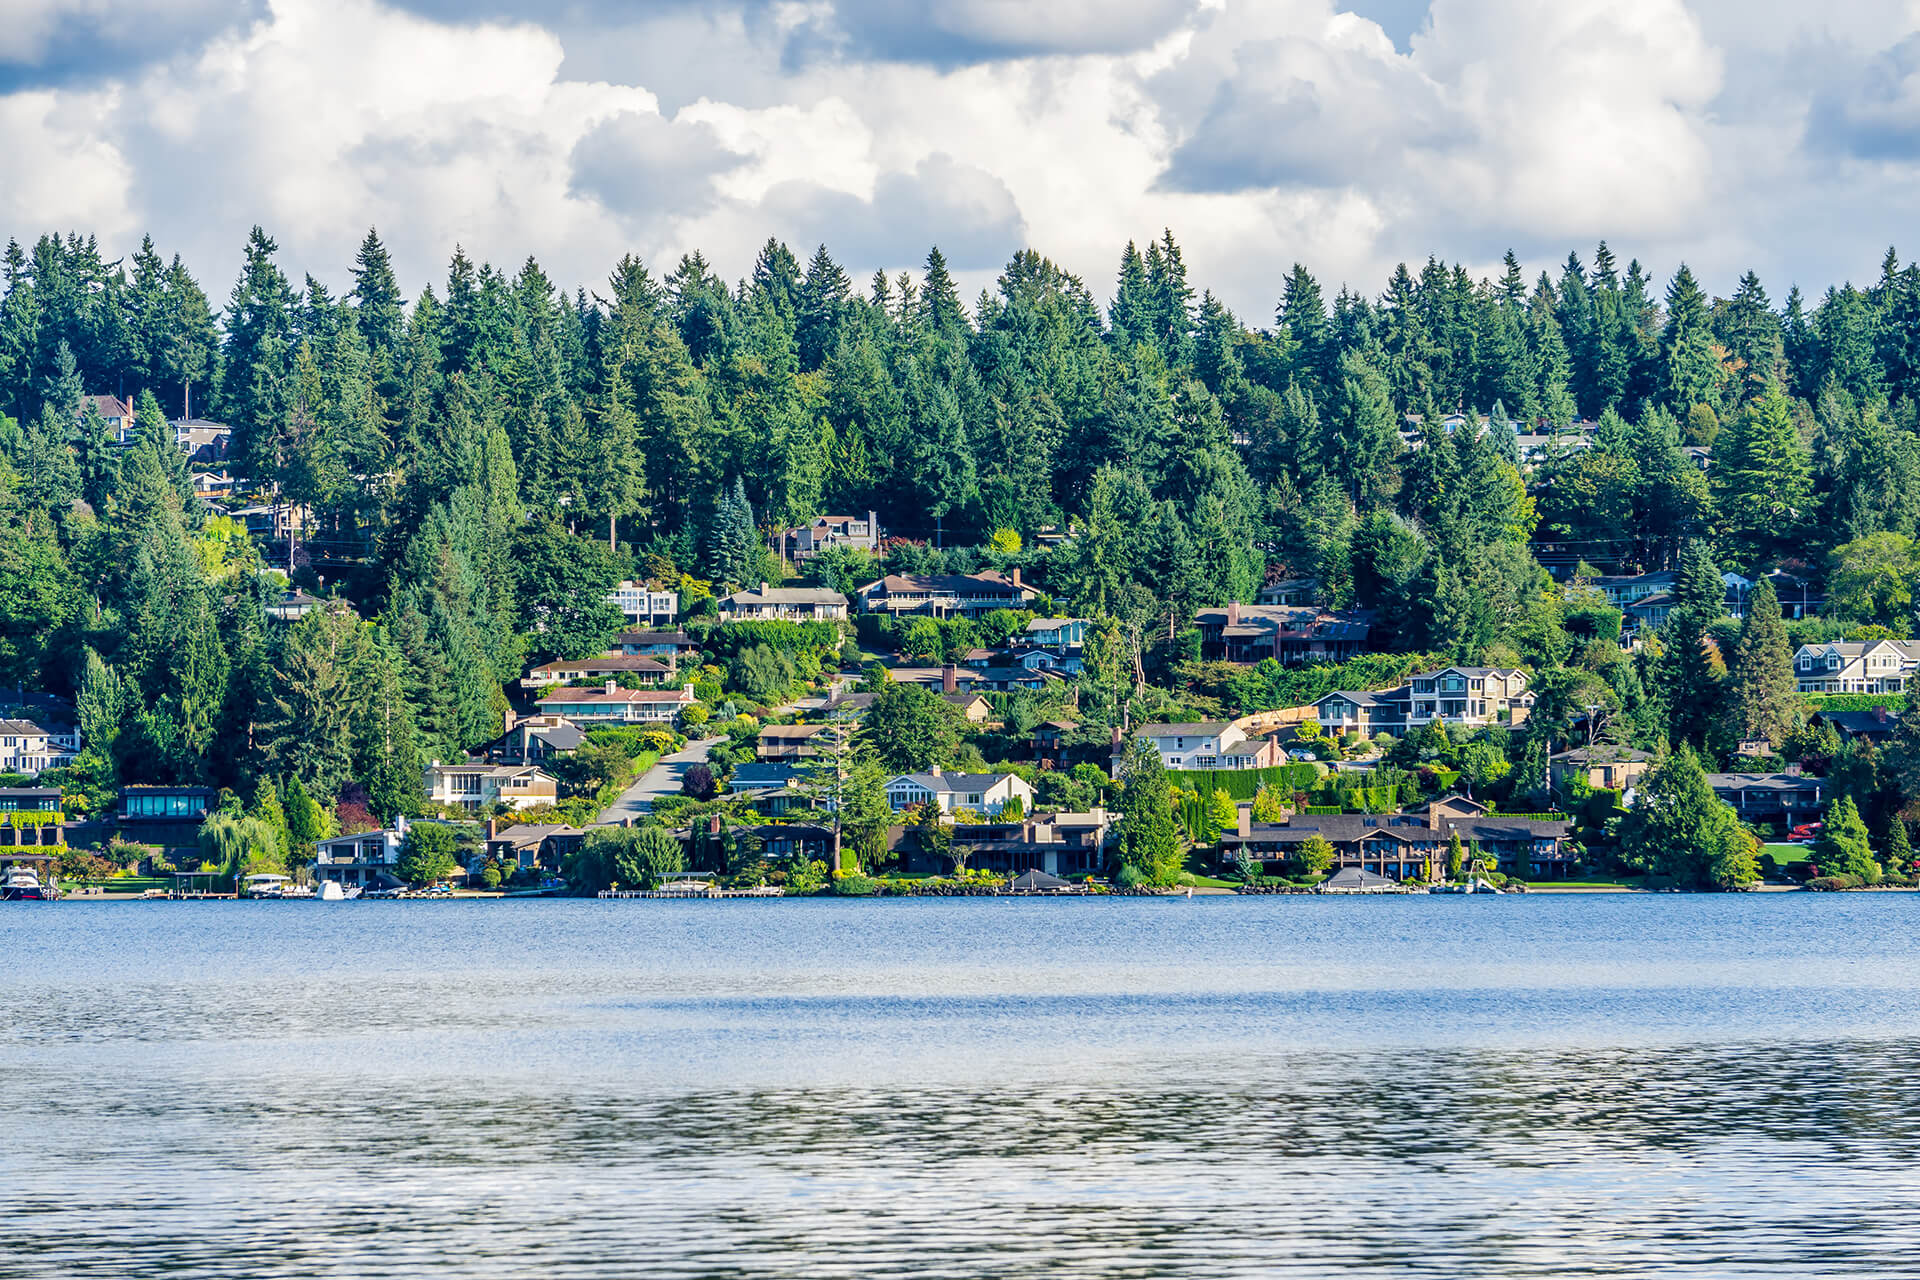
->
856, 570, 1037, 618
0, 719, 78, 775
1313, 668, 1532, 738
423, 762, 559, 812
716, 584, 848, 622
1194, 601, 1374, 665
535, 682, 695, 723
1125, 722, 1284, 774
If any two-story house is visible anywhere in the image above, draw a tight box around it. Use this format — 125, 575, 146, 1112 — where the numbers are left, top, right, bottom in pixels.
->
1793, 640, 1920, 694
1705, 771, 1826, 827
1022, 617, 1090, 648
82, 393, 135, 441
313, 819, 408, 889
0, 787, 66, 849
483, 714, 588, 766
884, 768, 1034, 818
1403, 667, 1532, 729
784, 511, 881, 562
1126, 722, 1284, 774
1219, 799, 1575, 882
0, 719, 78, 775
535, 682, 696, 724
902, 807, 1114, 876
856, 570, 1038, 618
1194, 601, 1374, 665
606, 581, 679, 627
716, 584, 849, 622
758, 723, 830, 761
611, 630, 701, 665
423, 762, 560, 812
483, 821, 585, 871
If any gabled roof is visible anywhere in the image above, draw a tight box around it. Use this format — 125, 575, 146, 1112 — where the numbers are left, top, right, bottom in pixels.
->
888, 771, 1020, 793
1135, 722, 1233, 737
860, 571, 1033, 596
536, 686, 691, 704
720, 585, 848, 606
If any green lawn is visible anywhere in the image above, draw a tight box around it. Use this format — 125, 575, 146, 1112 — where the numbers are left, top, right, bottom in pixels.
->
60, 875, 171, 894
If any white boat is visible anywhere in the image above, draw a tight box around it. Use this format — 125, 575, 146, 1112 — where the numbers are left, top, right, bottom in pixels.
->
243, 874, 294, 899
1, 865, 54, 901
315, 881, 362, 901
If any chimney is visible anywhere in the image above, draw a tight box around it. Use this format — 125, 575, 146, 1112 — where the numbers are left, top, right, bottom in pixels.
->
709, 814, 722, 835
1227, 600, 1241, 625
929, 765, 943, 777
1876, 705, 1891, 724
1010, 566, 1023, 590
604, 680, 618, 695
1236, 804, 1250, 839
486, 818, 497, 841
760, 581, 770, 595
942, 663, 957, 693
1428, 801, 1443, 831
503, 708, 517, 736
1786, 762, 1802, 777
1111, 724, 1123, 745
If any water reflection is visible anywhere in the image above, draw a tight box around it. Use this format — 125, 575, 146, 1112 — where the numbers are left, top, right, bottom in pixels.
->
9, 1040, 1920, 1278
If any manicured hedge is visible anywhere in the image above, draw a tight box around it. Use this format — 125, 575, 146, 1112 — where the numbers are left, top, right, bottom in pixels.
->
1176, 764, 1322, 800
1804, 693, 1906, 713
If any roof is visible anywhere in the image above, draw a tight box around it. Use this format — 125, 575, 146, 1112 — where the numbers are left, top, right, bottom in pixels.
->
720, 586, 847, 606
729, 763, 803, 788
1552, 745, 1655, 763
83, 393, 132, 417
526, 723, 587, 750
1026, 617, 1085, 629
1706, 772, 1824, 793
0, 786, 61, 800
615, 630, 697, 646
488, 824, 583, 848
1135, 722, 1232, 737
940, 691, 991, 708
1814, 710, 1900, 736
1225, 813, 1570, 845
531, 655, 668, 674
1316, 688, 1406, 708
429, 762, 550, 778
536, 686, 690, 704
760, 723, 828, 739
1407, 666, 1520, 680
861, 572, 1033, 596
889, 771, 1021, 793
0, 719, 54, 736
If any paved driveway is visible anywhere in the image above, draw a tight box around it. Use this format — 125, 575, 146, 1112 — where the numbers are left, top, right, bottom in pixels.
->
595, 737, 723, 825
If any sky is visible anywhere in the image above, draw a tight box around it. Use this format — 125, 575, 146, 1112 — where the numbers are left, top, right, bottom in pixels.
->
5, 0, 1920, 322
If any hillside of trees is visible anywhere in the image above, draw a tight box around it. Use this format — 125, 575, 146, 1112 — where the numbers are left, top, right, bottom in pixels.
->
3, 225, 1920, 841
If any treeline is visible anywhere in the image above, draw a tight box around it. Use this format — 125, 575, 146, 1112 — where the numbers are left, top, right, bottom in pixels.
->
5, 223, 1920, 817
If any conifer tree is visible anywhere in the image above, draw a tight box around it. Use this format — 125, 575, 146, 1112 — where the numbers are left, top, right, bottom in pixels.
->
1115, 738, 1181, 886
1720, 579, 1798, 751
1712, 379, 1810, 571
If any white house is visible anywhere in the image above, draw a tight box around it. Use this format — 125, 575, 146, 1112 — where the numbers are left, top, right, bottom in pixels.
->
313, 817, 409, 888
1128, 722, 1280, 773
607, 581, 678, 626
535, 681, 696, 723
423, 762, 559, 811
884, 768, 1034, 818
1793, 640, 1920, 694
1022, 617, 1089, 648
0, 720, 78, 776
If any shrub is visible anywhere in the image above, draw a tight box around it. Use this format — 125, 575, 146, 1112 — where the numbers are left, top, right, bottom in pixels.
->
1805, 874, 1865, 891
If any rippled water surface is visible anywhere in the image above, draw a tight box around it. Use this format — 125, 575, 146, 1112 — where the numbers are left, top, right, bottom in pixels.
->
4, 895, 1920, 1278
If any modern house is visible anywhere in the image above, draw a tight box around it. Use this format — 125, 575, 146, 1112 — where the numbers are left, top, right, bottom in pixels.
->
1705, 771, 1826, 827
855, 570, 1037, 618
0, 719, 78, 775
519, 654, 670, 689
758, 723, 831, 761
0, 787, 66, 849
313, 820, 408, 889
1127, 722, 1284, 773
116, 785, 217, 846
783, 511, 880, 562
606, 581, 679, 627
534, 682, 696, 724
1793, 640, 1920, 694
423, 762, 560, 812
1219, 800, 1575, 881
898, 808, 1114, 876
1194, 601, 1374, 665
716, 584, 849, 622
884, 768, 1035, 818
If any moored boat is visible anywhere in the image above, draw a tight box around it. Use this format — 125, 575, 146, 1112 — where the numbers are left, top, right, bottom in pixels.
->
1, 865, 55, 901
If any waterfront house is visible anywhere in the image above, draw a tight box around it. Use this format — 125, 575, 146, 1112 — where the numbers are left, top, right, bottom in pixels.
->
1704, 771, 1826, 827
1194, 601, 1373, 665
898, 807, 1113, 876
1792, 640, 1920, 694
1219, 800, 1574, 881
0, 787, 65, 849
727, 762, 810, 815
535, 682, 696, 724
313, 818, 407, 890
716, 583, 849, 622
855, 570, 1037, 618
424, 762, 560, 812
483, 821, 584, 871
884, 768, 1034, 818
116, 785, 216, 847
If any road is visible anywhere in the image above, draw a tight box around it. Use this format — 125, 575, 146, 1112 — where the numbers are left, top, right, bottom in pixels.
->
595, 736, 723, 825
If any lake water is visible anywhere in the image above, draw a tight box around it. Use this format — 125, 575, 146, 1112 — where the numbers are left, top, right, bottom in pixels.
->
4, 895, 1920, 1278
